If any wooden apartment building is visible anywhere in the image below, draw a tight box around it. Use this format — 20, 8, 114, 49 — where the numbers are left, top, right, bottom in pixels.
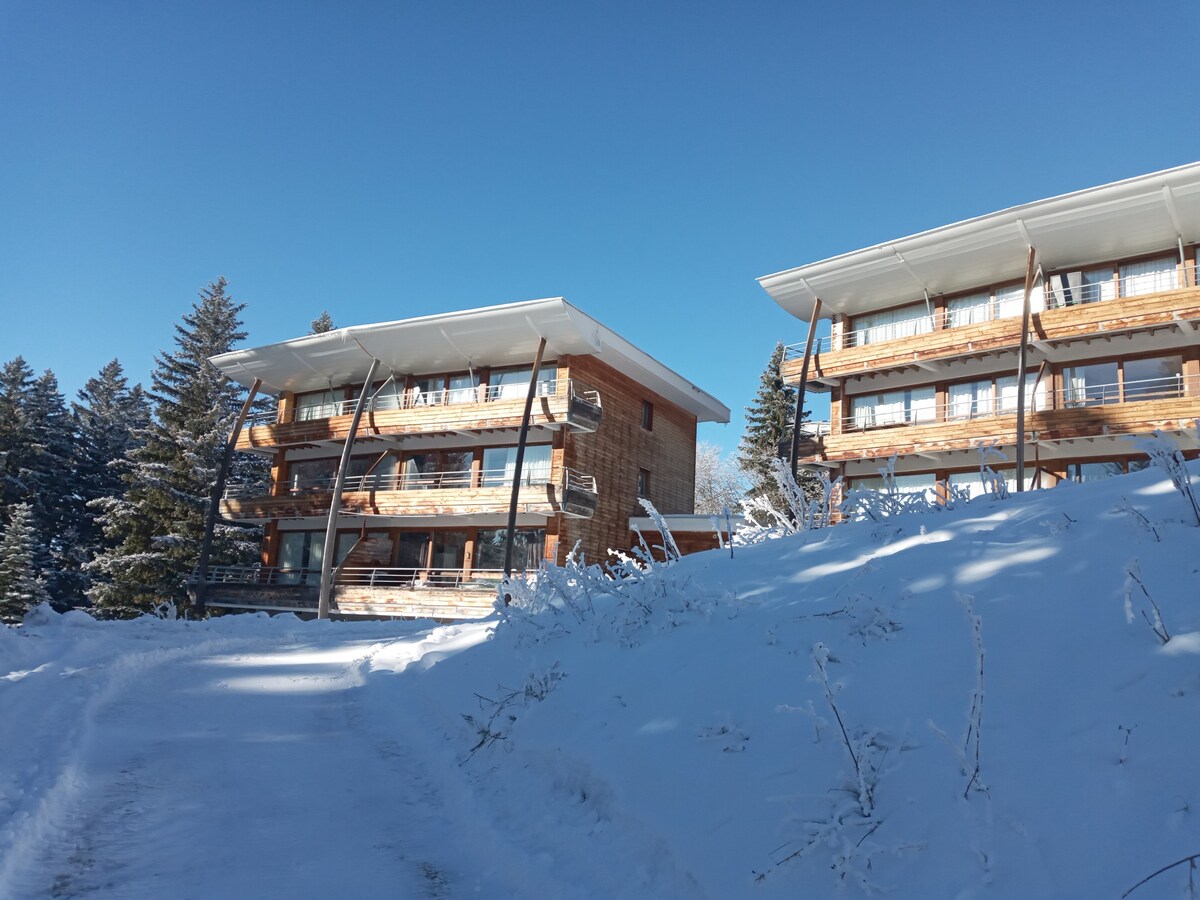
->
759, 162, 1200, 496
191, 298, 728, 619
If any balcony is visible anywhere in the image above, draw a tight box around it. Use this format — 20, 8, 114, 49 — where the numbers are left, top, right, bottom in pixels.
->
236, 379, 603, 451
802, 375, 1200, 463
191, 565, 514, 619
219, 466, 599, 521
782, 264, 1200, 384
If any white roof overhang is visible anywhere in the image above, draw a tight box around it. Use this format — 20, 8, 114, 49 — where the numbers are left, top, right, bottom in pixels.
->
209, 297, 730, 423
759, 161, 1200, 322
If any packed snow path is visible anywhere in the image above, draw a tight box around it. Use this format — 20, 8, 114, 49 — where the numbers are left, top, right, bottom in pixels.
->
0, 619, 699, 900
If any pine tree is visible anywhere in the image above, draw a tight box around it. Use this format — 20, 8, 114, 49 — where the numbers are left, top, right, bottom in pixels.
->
310, 311, 334, 334
71, 360, 151, 597
738, 342, 806, 511
0, 357, 35, 514
0, 503, 51, 622
23, 370, 78, 600
89, 278, 264, 617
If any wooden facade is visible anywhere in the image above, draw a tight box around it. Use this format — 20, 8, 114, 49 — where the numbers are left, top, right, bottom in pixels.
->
195, 300, 727, 619
761, 166, 1200, 495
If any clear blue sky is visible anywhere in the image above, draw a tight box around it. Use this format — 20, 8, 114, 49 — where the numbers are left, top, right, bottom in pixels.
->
3, 1, 1198, 457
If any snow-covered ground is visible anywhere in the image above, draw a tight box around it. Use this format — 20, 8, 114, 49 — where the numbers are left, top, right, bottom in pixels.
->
3, 466, 1200, 899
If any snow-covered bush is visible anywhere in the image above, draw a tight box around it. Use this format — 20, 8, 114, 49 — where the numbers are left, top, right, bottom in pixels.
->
976, 439, 1010, 500
1130, 423, 1200, 526
735, 459, 842, 545
840, 456, 945, 521
500, 503, 726, 645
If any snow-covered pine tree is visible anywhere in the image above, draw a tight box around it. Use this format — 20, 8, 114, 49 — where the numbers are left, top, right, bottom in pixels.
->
22, 370, 79, 601
0, 503, 50, 623
0, 357, 36, 515
89, 277, 265, 617
309, 311, 334, 334
738, 342, 810, 511
71, 360, 151, 600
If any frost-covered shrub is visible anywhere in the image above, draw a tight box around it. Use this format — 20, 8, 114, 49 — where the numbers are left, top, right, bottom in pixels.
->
976, 439, 1010, 500
735, 460, 842, 545
499, 504, 727, 645
1130, 423, 1200, 526
840, 456, 946, 521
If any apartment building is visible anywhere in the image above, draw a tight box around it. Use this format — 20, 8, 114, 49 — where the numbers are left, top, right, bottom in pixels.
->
191, 298, 728, 619
759, 162, 1200, 496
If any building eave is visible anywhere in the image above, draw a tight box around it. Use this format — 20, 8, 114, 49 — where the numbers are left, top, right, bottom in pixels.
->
759, 160, 1200, 322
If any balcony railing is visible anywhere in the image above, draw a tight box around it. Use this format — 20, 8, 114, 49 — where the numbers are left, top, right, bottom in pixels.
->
838, 374, 1194, 432
243, 378, 601, 428
223, 464, 580, 499
192, 565, 522, 589
784, 261, 1197, 360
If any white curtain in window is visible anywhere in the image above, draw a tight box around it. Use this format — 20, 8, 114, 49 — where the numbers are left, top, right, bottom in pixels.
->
1120, 257, 1177, 297
852, 304, 933, 346
448, 373, 479, 404
1079, 267, 1116, 304
948, 380, 989, 419
947, 293, 991, 328
996, 374, 1045, 413
993, 283, 1044, 317
296, 390, 337, 421
908, 387, 936, 423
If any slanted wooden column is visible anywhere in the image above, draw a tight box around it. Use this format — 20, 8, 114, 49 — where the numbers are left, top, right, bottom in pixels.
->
503, 337, 547, 585
1015, 247, 1037, 491
194, 377, 262, 615
789, 298, 823, 477
318, 358, 380, 619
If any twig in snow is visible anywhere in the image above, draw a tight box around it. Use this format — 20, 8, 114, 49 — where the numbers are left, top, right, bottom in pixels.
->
1122, 852, 1200, 898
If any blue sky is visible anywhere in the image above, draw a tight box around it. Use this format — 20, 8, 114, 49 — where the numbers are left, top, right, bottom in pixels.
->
3, 1, 1198, 456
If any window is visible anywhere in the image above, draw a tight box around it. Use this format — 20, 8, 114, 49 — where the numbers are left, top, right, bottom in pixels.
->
995, 373, 1046, 414
447, 373, 480, 404
850, 303, 933, 347
641, 400, 654, 430
481, 445, 552, 487
948, 380, 992, 420
277, 531, 325, 583
1120, 256, 1178, 297
850, 472, 936, 496
410, 376, 444, 407
849, 387, 936, 429
474, 528, 546, 573
295, 389, 339, 421
1122, 356, 1183, 401
637, 468, 650, 499
1064, 362, 1120, 407
1064, 356, 1182, 407
1066, 461, 1125, 483
946, 292, 992, 328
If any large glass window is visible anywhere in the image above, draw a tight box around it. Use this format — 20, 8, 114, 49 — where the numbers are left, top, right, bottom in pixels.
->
946, 293, 992, 328
447, 372, 481, 404
1067, 461, 1125, 483
1064, 362, 1120, 407
277, 531, 325, 584
1120, 256, 1178, 297
431, 531, 467, 572
849, 387, 936, 428
851, 472, 936, 495
993, 283, 1044, 317
850, 303, 933, 347
295, 390, 339, 422
474, 528, 545, 573
410, 376, 444, 407
288, 458, 337, 493
948, 380, 992, 419
1123, 356, 1183, 401
345, 454, 398, 491
396, 532, 431, 570
995, 373, 1046, 413
482, 444, 552, 486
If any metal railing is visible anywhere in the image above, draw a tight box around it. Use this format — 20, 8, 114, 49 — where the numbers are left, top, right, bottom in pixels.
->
193, 564, 522, 589
784, 261, 1196, 360
561, 467, 598, 494
837, 374, 1193, 432
223, 464, 599, 499
244, 377, 603, 427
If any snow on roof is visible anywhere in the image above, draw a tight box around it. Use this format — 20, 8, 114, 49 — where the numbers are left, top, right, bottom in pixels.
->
759, 160, 1200, 321
209, 297, 730, 423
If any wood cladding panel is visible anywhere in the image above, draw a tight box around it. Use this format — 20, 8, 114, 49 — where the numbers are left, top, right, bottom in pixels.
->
807, 396, 1200, 461
783, 286, 1200, 383
557, 355, 698, 565
221, 483, 566, 520
236, 393, 587, 451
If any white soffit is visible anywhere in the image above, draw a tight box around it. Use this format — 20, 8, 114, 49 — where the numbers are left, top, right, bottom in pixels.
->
759, 161, 1200, 321
209, 297, 730, 423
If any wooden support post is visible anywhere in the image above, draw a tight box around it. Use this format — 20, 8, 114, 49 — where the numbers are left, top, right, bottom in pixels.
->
790, 298, 823, 477
318, 358, 380, 619
1015, 246, 1037, 491
503, 337, 547, 586
194, 378, 261, 616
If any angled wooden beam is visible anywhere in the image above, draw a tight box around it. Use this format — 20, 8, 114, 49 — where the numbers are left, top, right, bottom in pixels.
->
318, 358, 381, 619
194, 377, 261, 616
789, 298, 823, 477
503, 337, 547, 586
1015, 246, 1037, 490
